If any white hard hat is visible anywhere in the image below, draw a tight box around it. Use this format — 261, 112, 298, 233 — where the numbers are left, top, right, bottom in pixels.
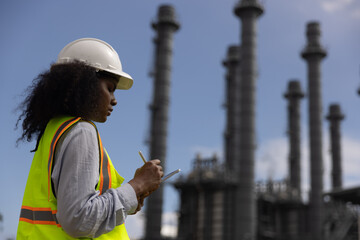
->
56, 38, 133, 90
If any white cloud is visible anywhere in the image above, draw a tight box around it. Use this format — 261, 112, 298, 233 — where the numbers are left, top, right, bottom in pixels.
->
318, 0, 360, 18
342, 137, 360, 186
256, 137, 288, 180
320, 0, 354, 13
161, 212, 179, 238
256, 135, 360, 199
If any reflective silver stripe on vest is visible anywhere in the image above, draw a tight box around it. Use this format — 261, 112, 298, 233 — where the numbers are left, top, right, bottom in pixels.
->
20, 207, 59, 225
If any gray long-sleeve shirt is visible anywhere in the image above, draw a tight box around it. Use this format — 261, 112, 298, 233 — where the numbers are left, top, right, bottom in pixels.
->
51, 121, 138, 238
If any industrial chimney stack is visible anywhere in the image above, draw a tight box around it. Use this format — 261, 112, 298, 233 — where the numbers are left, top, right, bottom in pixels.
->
301, 21, 327, 240
234, 0, 264, 239
284, 80, 304, 198
223, 45, 241, 173
326, 104, 345, 190
145, 5, 180, 240
222, 45, 241, 240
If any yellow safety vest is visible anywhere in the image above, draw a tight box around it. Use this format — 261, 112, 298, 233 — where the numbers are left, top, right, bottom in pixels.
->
17, 116, 130, 239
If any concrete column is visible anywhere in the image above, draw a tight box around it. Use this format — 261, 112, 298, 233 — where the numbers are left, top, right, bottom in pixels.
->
234, 0, 264, 239
326, 104, 344, 190
145, 5, 180, 240
301, 21, 327, 240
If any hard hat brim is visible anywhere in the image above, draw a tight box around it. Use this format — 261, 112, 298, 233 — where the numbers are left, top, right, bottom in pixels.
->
105, 69, 133, 90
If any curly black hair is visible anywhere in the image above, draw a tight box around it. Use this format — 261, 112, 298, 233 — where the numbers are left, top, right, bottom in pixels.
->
16, 61, 101, 151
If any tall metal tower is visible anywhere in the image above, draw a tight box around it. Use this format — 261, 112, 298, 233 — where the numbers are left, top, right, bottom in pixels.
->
222, 45, 241, 240
326, 104, 345, 190
301, 21, 327, 240
284, 80, 304, 199
145, 5, 180, 240
234, 0, 264, 239
223, 45, 241, 173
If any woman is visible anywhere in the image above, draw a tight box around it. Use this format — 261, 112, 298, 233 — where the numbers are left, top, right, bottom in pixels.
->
16, 38, 163, 239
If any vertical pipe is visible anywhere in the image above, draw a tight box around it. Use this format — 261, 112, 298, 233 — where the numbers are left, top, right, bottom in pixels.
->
223, 45, 241, 173
197, 191, 205, 240
213, 190, 224, 239
145, 5, 180, 240
301, 21, 327, 240
326, 104, 344, 190
222, 45, 241, 240
234, 1, 264, 239
284, 80, 304, 198
284, 80, 304, 239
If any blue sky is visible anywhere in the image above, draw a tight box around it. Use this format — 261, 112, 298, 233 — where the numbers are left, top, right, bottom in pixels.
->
0, 0, 359, 239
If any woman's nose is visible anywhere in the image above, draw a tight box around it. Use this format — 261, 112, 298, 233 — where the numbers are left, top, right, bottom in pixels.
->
111, 97, 117, 106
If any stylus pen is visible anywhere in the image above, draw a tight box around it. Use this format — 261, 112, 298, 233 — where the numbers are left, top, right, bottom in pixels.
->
138, 151, 147, 164
162, 169, 181, 182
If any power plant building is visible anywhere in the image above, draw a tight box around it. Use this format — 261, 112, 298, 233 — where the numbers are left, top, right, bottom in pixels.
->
144, 3, 360, 240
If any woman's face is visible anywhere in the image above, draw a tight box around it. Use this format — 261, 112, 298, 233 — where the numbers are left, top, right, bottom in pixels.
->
89, 76, 118, 123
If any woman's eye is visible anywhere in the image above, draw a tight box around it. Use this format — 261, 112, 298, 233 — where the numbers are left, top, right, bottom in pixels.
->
108, 85, 115, 92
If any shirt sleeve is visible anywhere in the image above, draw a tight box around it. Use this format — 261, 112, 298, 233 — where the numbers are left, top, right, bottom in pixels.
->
51, 121, 138, 238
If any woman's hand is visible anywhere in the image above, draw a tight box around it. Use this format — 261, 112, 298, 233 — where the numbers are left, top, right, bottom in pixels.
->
128, 159, 164, 212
